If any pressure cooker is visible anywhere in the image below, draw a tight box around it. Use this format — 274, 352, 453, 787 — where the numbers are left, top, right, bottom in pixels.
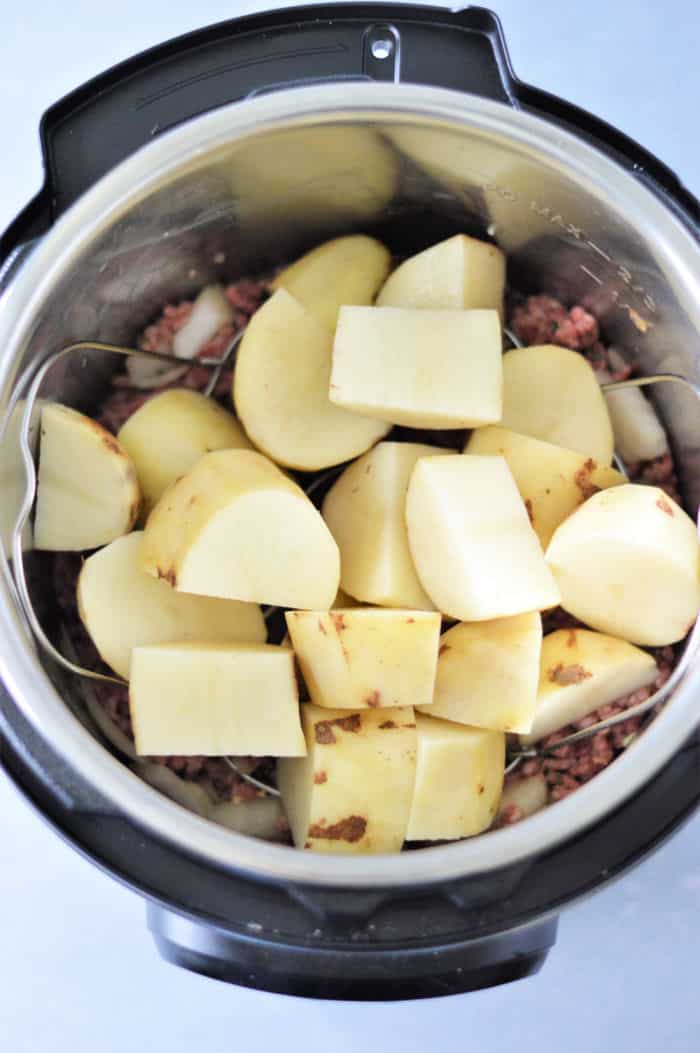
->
1, 3, 699, 1001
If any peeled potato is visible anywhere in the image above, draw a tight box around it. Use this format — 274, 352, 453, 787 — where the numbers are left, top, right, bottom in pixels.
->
330, 306, 502, 428
501, 345, 614, 464
271, 235, 391, 330
34, 402, 140, 551
376, 233, 505, 318
322, 441, 455, 609
129, 642, 306, 757
286, 608, 441, 710
465, 426, 626, 548
522, 628, 658, 744
233, 289, 390, 470
406, 455, 560, 621
421, 612, 542, 733
118, 389, 252, 516
278, 703, 417, 854
406, 714, 505, 841
141, 449, 339, 608
545, 484, 700, 645
78, 531, 265, 680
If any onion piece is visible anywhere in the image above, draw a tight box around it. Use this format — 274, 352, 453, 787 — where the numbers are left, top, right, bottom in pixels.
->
172, 284, 234, 360
599, 352, 669, 463
124, 358, 189, 390
210, 796, 286, 841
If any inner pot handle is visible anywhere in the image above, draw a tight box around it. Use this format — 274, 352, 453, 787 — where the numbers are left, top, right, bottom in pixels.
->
1, 4, 517, 254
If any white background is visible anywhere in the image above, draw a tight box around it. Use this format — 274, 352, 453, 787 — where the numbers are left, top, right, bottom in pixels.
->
2, 2, 700, 1050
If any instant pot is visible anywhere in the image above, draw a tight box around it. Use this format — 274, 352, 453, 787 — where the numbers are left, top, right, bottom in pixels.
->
1, 4, 700, 1001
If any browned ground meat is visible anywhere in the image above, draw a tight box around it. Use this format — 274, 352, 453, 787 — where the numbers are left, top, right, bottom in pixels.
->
51, 281, 684, 827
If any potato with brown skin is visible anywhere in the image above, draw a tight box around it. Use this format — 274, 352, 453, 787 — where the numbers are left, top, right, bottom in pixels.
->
521, 628, 658, 745
278, 703, 417, 854
34, 403, 140, 551
141, 449, 340, 609
285, 608, 441, 710
464, 426, 625, 548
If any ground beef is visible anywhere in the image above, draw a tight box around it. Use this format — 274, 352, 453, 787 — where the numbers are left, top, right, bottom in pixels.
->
510, 295, 599, 351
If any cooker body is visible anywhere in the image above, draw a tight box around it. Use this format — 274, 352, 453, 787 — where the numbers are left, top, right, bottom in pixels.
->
1, 5, 700, 999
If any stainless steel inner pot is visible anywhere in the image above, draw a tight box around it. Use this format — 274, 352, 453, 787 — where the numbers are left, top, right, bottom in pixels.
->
1, 82, 700, 889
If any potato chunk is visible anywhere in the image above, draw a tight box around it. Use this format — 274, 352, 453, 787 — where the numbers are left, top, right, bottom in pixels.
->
118, 389, 251, 516
141, 449, 339, 609
406, 714, 504, 841
501, 345, 614, 464
78, 532, 265, 680
129, 642, 305, 757
330, 306, 502, 428
421, 612, 542, 733
522, 628, 658, 745
286, 608, 441, 710
271, 235, 391, 330
376, 233, 505, 317
464, 426, 625, 548
406, 455, 560, 620
34, 403, 140, 550
545, 484, 700, 646
322, 441, 455, 609
233, 289, 390, 470
278, 703, 417, 854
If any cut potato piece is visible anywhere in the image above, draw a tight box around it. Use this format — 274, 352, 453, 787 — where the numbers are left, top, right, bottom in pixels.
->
376, 233, 505, 318
322, 441, 455, 609
78, 532, 265, 680
501, 345, 614, 464
421, 613, 542, 733
603, 384, 669, 464
406, 455, 560, 621
545, 484, 700, 646
271, 235, 391, 330
118, 389, 252, 516
286, 608, 441, 710
234, 289, 390, 470
129, 642, 306, 757
278, 703, 417, 854
172, 284, 233, 360
465, 426, 626, 548
141, 449, 339, 609
496, 774, 548, 825
330, 306, 502, 428
522, 628, 658, 745
406, 714, 504, 841
34, 403, 140, 550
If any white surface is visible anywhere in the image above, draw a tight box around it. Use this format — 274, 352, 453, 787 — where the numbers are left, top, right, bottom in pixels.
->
2, 2, 700, 1050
